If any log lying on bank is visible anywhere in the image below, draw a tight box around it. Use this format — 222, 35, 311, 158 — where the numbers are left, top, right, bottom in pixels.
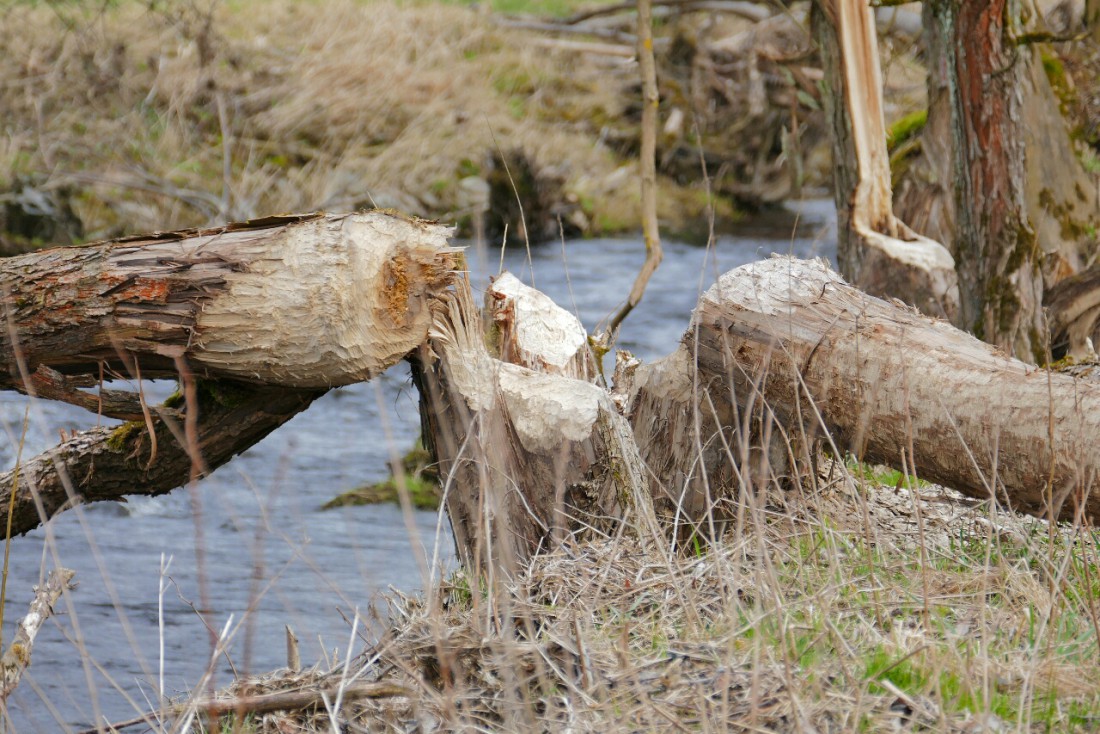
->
0, 212, 459, 537
618, 343, 799, 540
2, 211, 458, 391
415, 276, 655, 573
688, 256, 1100, 522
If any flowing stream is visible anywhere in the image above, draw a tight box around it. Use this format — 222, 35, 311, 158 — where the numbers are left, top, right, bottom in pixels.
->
0, 201, 834, 731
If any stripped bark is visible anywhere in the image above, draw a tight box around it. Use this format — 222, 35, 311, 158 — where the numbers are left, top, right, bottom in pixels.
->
2, 211, 458, 391
689, 256, 1100, 523
812, 0, 958, 321
0, 568, 76, 700
414, 280, 654, 573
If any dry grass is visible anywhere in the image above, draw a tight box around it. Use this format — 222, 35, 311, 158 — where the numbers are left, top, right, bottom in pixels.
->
194, 457, 1100, 733
0, 0, 724, 244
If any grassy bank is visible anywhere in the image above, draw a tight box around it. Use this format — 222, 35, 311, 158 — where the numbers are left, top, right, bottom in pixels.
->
197, 458, 1100, 733
0, 0, 748, 251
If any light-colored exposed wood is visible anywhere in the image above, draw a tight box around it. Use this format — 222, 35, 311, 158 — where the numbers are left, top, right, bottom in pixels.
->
689, 256, 1100, 523
416, 281, 654, 573
2, 211, 459, 391
813, 0, 958, 321
1, 568, 76, 700
485, 272, 595, 380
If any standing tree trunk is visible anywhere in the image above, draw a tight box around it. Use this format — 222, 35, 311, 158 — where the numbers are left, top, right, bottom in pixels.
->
918, 0, 1099, 361
811, 0, 958, 321
414, 277, 655, 575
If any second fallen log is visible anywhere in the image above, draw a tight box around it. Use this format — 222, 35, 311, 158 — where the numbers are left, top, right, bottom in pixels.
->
688, 256, 1100, 522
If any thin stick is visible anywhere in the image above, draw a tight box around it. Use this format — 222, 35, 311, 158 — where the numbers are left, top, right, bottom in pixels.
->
0, 568, 77, 700
0, 404, 31, 656
603, 0, 663, 342
77, 682, 415, 734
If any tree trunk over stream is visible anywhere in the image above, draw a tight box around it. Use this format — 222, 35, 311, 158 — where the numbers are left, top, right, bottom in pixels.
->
0, 212, 458, 536
2, 211, 457, 391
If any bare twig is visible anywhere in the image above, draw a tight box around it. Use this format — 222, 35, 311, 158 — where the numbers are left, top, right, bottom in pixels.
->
0, 568, 77, 700
76, 682, 414, 734
563, 0, 770, 26
601, 0, 663, 344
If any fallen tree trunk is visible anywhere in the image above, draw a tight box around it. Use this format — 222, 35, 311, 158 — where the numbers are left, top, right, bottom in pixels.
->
0, 385, 321, 537
688, 256, 1100, 522
0, 211, 459, 537
2, 211, 458, 391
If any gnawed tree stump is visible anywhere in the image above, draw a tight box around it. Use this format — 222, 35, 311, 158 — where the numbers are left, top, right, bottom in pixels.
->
484, 271, 596, 380
414, 277, 655, 573
812, 0, 959, 321
688, 256, 1100, 523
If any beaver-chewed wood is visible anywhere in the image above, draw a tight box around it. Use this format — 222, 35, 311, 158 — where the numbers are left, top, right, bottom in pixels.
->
1, 211, 459, 391
689, 256, 1100, 523
415, 278, 655, 574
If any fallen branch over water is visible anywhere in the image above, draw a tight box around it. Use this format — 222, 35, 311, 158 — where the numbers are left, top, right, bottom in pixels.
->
0, 211, 458, 537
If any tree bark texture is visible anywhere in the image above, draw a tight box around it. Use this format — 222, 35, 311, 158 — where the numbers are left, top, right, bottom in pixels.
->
0, 384, 322, 537
811, 0, 958, 321
900, 6, 1097, 290
0, 211, 459, 537
2, 212, 458, 391
928, 0, 1047, 361
617, 345, 795, 540
415, 278, 655, 573
689, 256, 1100, 523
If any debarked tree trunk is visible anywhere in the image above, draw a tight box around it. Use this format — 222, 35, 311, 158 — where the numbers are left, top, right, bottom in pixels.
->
687, 256, 1100, 523
2, 211, 458, 391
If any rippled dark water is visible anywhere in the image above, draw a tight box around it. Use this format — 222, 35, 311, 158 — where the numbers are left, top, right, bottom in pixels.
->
0, 201, 834, 731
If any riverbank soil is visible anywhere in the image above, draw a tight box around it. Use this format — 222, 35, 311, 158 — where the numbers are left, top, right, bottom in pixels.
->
0, 0, 864, 251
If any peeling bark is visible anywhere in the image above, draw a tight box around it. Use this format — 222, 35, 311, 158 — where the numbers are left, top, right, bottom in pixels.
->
690, 256, 1100, 523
